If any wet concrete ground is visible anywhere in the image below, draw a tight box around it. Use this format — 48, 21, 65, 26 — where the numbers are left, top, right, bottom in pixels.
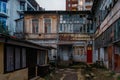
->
37, 67, 120, 80
37, 68, 84, 80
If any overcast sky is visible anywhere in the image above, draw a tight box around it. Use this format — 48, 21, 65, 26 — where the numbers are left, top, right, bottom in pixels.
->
36, 0, 66, 10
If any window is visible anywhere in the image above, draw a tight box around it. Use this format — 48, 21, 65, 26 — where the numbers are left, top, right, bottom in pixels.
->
44, 18, 51, 33
68, 4, 71, 7
32, 19, 39, 33
20, 1, 25, 11
5, 45, 27, 73
6, 46, 14, 72
0, 1, 6, 13
15, 48, 21, 69
59, 24, 62, 32
22, 48, 26, 68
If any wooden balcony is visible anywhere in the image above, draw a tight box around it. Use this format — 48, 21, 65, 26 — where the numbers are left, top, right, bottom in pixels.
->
24, 33, 58, 40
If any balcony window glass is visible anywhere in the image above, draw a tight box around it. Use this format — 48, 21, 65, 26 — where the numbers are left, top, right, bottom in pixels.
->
20, 1, 25, 11
59, 24, 62, 32
32, 19, 39, 33
68, 4, 71, 7
0, 1, 7, 13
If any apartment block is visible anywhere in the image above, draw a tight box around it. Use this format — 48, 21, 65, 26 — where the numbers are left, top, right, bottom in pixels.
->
66, 0, 93, 11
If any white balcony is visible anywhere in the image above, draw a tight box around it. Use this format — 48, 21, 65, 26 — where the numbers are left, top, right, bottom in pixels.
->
0, 11, 8, 17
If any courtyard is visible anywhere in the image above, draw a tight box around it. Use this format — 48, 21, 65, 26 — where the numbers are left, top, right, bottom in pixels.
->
37, 63, 120, 80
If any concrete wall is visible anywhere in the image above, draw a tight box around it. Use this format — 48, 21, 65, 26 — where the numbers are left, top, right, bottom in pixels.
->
0, 69, 28, 80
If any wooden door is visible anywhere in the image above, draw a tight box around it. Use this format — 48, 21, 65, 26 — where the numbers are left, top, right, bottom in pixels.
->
87, 46, 92, 64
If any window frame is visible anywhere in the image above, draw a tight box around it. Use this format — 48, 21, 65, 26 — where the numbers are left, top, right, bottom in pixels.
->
44, 18, 52, 33
32, 19, 39, 33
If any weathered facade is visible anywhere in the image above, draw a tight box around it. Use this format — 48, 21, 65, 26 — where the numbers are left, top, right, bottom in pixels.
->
0, 34, 51, 80
15, 11, 94, 64
58, 12, 93, 64
92, 0, 120, 72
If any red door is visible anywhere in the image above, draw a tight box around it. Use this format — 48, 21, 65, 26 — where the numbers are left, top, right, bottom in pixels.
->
87, 46, 92, 64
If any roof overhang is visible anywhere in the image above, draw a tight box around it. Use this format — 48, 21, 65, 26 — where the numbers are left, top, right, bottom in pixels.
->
0, 34, 50, 50
24, 11, 91, 15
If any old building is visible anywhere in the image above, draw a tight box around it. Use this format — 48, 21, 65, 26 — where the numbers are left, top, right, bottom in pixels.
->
92, 0, 120, 72
58, 11, 93, 64
66, 0, 93, 11
15, 11, 94, 64
0, 34, 52, 80
0, 0, 43, 35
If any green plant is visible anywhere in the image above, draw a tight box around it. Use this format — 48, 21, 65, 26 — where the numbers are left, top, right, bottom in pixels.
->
117, 75, 120, 80
107, 71, 115, 77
